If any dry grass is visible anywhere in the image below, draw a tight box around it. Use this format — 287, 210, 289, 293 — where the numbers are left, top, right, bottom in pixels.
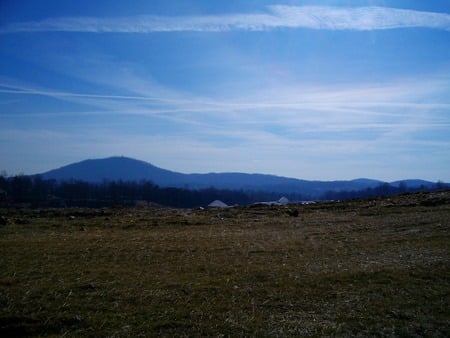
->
0, 191, 449, 336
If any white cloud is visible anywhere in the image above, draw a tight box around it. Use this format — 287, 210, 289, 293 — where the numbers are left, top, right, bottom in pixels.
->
1, 6, 449, 34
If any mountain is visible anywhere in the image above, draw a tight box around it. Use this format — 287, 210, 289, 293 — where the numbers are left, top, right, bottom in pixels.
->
41, 157, 186, 186
40, 156, 441, 198
390, 179, 436, 189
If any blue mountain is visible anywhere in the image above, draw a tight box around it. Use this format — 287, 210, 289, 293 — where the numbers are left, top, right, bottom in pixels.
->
41, 156, 185, 186
40, 156, 441, 198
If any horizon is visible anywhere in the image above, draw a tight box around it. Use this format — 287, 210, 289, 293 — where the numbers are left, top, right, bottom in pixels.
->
1, 1, 449, 182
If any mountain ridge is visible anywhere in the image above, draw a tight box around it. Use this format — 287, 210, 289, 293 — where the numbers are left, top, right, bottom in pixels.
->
40, 156, 441, 198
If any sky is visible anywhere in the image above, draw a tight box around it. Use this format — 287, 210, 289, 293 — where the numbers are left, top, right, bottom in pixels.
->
0, 0, 449, 182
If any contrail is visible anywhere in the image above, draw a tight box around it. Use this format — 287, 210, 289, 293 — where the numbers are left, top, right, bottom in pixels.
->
1, 6, 449, 34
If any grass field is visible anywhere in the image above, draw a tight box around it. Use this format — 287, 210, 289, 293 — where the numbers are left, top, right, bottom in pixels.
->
1, 190, 449, 337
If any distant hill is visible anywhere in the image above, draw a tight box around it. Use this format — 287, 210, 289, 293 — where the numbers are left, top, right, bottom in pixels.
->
41, 157, 186, 186
390, 179, 436, 189
40, 156, 442, 198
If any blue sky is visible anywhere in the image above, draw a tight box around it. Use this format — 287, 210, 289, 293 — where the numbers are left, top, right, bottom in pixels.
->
0, 0, 449, 181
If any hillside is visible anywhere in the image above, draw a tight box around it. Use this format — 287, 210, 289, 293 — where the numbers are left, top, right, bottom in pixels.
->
41, 157, 186, 185
40, 156, 441, 198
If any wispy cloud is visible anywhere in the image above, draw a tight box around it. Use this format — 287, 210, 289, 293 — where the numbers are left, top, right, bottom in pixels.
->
1, 6, 449, 34
0, 83, 193, 104
2, 71, 449, 139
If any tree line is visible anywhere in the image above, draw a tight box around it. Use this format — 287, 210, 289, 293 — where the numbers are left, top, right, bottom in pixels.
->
0, 174, 447, 208
0, 175, 302, 208
322, 181, 448, 201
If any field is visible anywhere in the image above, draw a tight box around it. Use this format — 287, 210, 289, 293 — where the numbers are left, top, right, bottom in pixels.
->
1, 191, 449, 337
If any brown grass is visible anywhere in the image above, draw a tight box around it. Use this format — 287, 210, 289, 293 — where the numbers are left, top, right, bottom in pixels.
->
0, 191, 449, 336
